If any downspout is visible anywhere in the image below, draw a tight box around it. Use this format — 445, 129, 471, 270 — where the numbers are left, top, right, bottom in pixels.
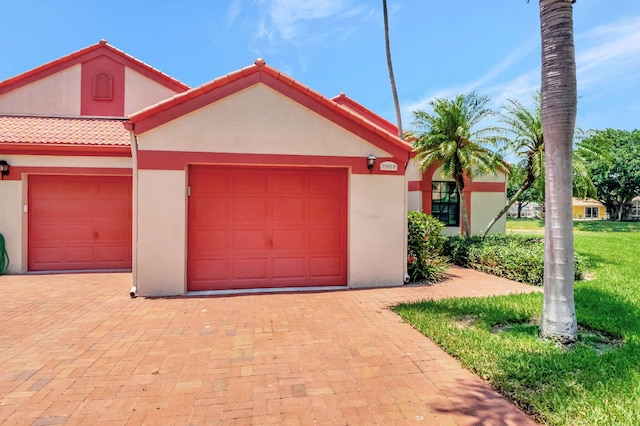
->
128, 125, 139, 298
403, 152, 410, 284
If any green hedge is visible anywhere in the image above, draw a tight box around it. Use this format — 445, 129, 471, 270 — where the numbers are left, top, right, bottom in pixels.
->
407, 211, 449, 283
442, 234, 584, 286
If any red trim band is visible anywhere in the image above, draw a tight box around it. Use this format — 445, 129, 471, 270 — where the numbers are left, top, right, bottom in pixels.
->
408, 180, 420, 191
0, 143, 131, 157
137, 150, 404, 175
467, 181, 506, 192
4, 166, 132, 181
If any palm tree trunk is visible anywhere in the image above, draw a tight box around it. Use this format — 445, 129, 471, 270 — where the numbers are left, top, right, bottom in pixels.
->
383, 0, 403, 138
482, 173, 536, 236
454, 178, 471, 238
539, 0, 578, 343
383, 0, 409, 285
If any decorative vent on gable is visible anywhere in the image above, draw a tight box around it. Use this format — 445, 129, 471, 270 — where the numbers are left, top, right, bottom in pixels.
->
93, 72, 112, 100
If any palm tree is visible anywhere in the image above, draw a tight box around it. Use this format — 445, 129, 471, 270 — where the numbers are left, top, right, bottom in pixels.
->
539, 0, 578, 343
481, 95, 604, 235
412, 92, 507, 238
482, 97, 544, 235
382, 0, 403, 139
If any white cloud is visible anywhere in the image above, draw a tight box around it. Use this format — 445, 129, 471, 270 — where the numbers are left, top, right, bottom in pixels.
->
402, 14, 640, 127
575, 16, 640, 93
226, 0, 243, 29
249, 0, 371, 46
403, 36, 539, 118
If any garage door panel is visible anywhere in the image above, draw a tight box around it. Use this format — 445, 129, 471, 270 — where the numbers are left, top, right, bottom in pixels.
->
273, 173, 305, 194
31, 247, 62, 265
311, 199, 344, 223
65, 224, 94, 241
310, 229, 342, 250
96, 223, 131, 241
192, 198, 229, 223
192, 230, 229, 251
234, 173, 268, 193
272, 229, 305, 250
97, 245, 132, 262
233, 198, 268, 222
233, 258, 268, 279
233, 230, 268, 250
192, 259, 228, 281
30, 181, 59, 199
32, 202, 67, 219
98, 200, 131, 218
31, 224, 63, 241
29, 175, 132, 271
98, 180, 130, 198
189, 170, 227, 193
311, 174, 345, 194
66, 200, 96, 219
66, 246, 96, 261
272, 258, 305, 278
310, 256, 343, 278
273, 199, 306, 222
188, 166, 346, 290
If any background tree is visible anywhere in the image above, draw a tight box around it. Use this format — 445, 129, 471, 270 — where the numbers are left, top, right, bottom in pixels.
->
585, 129, 640, 220
482, 95, 603, 234
412, 92, 507, 238
539, 0, 578, 343
507, 162, 544, 217
482, 97, 543, 234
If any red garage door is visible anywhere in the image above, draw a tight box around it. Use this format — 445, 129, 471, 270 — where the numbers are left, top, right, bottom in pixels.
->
28, 175, 132, 271
188, 166, 347, 291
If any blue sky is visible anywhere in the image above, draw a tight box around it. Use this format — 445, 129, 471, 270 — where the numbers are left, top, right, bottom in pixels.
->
1, 1, 638, 132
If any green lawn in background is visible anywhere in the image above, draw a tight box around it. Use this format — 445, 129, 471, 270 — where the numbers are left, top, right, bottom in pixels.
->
394, 219, 640, 425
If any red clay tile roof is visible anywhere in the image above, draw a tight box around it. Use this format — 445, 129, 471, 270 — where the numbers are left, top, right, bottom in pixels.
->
128, 59, 413, 159
332, 92, 400, 136
0, 115, 130, 146
0, 40, 189, 96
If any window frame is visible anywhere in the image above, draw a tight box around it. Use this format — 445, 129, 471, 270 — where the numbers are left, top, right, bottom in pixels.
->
431, 181, 460, 227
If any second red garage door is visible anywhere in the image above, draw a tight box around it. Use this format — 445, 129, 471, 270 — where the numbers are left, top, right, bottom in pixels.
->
28, 175, 132, 271
187, 166, 348, 291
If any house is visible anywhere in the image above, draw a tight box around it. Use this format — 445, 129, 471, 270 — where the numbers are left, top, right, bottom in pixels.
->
0, 40, 187, 277
0, 41, 506, 296
631, 196, 640, 220
333, 94, 508, 236
572, 198, 605, 220
507, 201, 541, 219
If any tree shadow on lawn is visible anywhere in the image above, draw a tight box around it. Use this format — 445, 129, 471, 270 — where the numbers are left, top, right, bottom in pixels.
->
574, 220, 640, 233
491, 286, 640, 423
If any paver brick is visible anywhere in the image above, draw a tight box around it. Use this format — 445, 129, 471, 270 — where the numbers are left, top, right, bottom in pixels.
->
0, 267, 540, 425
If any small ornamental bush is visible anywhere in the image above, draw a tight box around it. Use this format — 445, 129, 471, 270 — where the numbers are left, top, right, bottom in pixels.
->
407, 211, 449, 283
442, 234, 584, 286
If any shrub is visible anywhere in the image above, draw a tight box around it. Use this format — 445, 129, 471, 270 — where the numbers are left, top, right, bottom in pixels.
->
442, 234, 584, 286
407, 211, 449, 283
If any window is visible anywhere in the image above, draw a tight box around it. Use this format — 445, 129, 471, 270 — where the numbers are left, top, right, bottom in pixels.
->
432, 181, 459, 226
585, 207, 599, 219
93, 72, 112, 100
632, 200, 640, 219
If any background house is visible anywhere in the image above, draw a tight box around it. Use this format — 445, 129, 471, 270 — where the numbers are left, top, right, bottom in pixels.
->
631, 196, 640, 220
572, 198, 605, 220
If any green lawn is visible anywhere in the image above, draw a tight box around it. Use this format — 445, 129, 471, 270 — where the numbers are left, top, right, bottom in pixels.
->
394, 219, 640, 425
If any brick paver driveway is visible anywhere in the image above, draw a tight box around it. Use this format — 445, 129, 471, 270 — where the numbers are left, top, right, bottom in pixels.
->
0, 268, 539, 425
